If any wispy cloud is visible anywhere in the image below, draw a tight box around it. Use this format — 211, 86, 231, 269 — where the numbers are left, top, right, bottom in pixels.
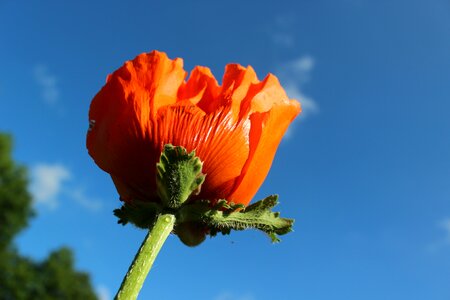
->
214, 292, 255, 300
269, 14, 296, 48
285, 56, 315, 82
30, 163, 102, 211
277, 55, 319, 119
30, 164, 71, 209
271, 32, 295, 48
439, 218, 450, 243
96, 285, 111, 300
33, 64, 60, 105
427, 217, 450, 253
268, 14, 319, 122
438, 218, 450, 246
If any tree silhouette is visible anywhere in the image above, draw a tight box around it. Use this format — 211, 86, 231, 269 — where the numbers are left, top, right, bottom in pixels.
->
0, 133, 97, 300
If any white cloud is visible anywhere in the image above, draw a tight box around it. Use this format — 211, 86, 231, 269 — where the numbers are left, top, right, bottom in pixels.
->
281, 56, 315, 85
30, 164, 71, 209
64, 187, 103, 212
277, 55, 319, 120
96, 285, 111, 300
30, 163, 102, 211
33, 64, 59, 105
293, 56, 315, 73
214, 292, 255, 300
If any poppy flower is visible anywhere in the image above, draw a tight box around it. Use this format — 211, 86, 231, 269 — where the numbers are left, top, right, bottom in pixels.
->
87, 51, 300, 206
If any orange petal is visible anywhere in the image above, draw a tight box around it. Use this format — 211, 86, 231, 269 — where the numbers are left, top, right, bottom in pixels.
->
239, 73, 290, 118
87, 51, 187, 202
152, 103, 250, 201
132, 51, 186, 112
220, 64, 259, 121
228, 100, 301, 205
178, 66, 221, 111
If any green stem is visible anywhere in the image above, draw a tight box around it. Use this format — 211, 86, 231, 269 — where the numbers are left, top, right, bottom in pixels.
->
115, 213, 175, 300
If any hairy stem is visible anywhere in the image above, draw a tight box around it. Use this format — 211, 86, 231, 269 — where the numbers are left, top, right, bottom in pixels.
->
115, 214, 175, 300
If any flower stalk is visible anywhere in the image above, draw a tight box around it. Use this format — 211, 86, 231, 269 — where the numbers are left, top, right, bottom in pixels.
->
115, 213, 175, 300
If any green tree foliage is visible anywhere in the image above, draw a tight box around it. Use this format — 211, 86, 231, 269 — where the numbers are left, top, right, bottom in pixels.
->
0, 134, 33, 250
0, 134, 98, 300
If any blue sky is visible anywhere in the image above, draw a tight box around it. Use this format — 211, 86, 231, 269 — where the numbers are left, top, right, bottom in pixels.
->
1, 0, 450, 299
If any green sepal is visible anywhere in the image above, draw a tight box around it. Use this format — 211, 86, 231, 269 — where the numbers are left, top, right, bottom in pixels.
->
113, 201, 163, 229
156, 144, 205, 209
176, 195, 294, 243
114, 195, 293, 244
